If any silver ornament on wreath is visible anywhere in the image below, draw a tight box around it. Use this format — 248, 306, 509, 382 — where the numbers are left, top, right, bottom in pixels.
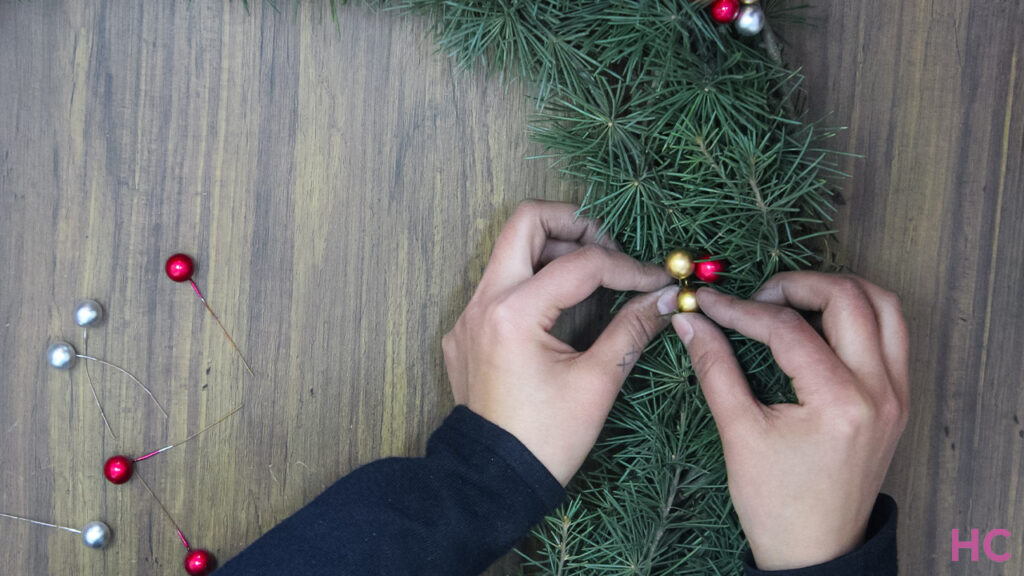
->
735, 2, 766, 37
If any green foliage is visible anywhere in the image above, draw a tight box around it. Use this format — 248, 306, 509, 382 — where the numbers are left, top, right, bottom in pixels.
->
378, 1, 841, 574
369, 0, 839, 573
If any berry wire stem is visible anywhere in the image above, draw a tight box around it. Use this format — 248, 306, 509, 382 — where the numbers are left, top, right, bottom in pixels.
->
74, 354, 168, 418
133, 405, 243, 463
189, 279, 255, 377
0, 512, 81, 534
82, 329, 117, 438
136, 472, 191, 551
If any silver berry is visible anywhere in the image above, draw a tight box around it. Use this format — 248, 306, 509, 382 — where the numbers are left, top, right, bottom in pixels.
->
46, 342, 77, 370
73, 299, 104, 328
81, 521, 112, 549
735, 5, 766, 37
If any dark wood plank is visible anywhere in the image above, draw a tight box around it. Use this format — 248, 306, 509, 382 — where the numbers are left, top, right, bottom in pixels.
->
789, 1, 1024, 573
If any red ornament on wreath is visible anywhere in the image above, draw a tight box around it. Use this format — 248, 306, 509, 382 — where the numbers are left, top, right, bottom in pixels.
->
710, 0, 741, 24
695, 256, 728, 283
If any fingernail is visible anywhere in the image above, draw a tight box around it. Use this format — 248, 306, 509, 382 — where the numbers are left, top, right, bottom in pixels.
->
673, 315, 694, 345
656, 286, 679, 315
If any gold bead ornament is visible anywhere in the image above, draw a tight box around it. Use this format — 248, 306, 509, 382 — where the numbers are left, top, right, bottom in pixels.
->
677, 287, 700, 313
665, 249, 695, 280
665, 249, 701, 313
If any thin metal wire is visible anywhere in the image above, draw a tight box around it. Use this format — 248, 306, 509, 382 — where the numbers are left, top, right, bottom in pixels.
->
134, 405, 243, 463
75, 354, 168, 418
189, 279, 255, 377
0, 512, 80, 534
82, 329, 117, 439
136, 473, 191, 551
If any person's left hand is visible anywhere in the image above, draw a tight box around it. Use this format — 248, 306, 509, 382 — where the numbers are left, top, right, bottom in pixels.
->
442, 200, 678, 486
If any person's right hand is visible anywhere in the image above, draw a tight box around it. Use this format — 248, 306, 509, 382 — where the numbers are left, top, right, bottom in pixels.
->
672, 272, 909, 571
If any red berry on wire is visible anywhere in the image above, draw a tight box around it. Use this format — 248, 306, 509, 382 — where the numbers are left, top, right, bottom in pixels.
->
184, 549, 216, 576
710, 0, 740, 24
165, 252, 254, 376
695, 256, 728, 283
103, 455, 134, 485
165, 254, 195, 283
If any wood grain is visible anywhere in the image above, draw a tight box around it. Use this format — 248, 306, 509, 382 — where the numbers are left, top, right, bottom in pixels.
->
787, 1, 1024, 574
0, 2, 577, 574
0, 1, 1021, 575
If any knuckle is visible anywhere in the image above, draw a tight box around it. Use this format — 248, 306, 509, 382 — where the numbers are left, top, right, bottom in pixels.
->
621, 312, 654, 350
690, 346, 724, 381
829, 394, 875, 437
833, 276, 867, 302
441, 331, 455, 354
773, 307, 806, 331
836, 276, 875, 318
878, 391, 908, 431
573, 243, 607, 261
897, 405, 910, 433
564, 243, 610, 271
508, 200, 541, 228
484, 299, 520, 334
515, 198, 542, 214
882, 289, 903, 313
459, 302, 482, 328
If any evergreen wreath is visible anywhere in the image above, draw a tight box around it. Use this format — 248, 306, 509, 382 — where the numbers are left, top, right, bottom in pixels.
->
281, 0, 843, 572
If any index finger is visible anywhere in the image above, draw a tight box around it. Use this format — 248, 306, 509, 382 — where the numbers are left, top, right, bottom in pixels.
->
510, 244, 671, 330
696, 288, 852, 404
480, 201, 619, 294
755, 274, 910, 410
751, 272, 891, 393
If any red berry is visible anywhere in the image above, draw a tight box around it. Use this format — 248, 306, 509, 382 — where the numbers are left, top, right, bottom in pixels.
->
695, 256, 728, 283
165, 253, 195, 283
103, 455, 134, 485
184, 549, 216, 576
710, 0, 740, 24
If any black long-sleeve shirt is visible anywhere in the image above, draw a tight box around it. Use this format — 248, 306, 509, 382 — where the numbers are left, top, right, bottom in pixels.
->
216, 406, 898, 575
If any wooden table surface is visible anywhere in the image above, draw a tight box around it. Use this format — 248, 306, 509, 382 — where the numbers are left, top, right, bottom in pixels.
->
0, 2, 1021, 575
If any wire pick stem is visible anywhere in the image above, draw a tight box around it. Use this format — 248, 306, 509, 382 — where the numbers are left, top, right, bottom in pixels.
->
136, 473, 191, 551
134, 405, 243, 463
75, 354, 168, 418
189, 279, 254, 377
82, 330, 117, 439
0, 512, 81, 535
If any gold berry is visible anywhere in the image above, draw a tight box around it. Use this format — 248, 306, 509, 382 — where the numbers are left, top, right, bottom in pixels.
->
665, 250, 695, 280
677, 288, 700, 313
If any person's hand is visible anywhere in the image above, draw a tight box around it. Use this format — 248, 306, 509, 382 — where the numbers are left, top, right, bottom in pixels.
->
672, 272, 909, 570
442, 200, 678, 486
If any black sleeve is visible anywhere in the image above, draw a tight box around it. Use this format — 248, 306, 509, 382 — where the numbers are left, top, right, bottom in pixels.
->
214, 406, 565, 576
743, 494, 899, 576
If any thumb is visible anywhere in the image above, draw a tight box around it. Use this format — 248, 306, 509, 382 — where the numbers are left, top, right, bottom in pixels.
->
673, 313, 762, 438
583, 285, 676, 389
